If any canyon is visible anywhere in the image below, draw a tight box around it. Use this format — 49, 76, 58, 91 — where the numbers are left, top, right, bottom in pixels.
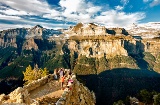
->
0, 23, 160, 104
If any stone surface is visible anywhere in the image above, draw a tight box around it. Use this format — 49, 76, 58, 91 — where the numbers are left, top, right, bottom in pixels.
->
56, 75, 96, 105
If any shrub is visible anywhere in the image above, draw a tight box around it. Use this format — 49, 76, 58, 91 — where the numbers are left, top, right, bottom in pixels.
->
23, 65, 49, 84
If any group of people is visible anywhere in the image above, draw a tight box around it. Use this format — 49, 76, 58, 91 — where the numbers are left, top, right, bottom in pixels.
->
53, 68, 73, 90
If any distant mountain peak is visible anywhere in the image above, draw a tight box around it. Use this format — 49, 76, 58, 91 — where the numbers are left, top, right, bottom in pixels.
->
34, 25, 43, 28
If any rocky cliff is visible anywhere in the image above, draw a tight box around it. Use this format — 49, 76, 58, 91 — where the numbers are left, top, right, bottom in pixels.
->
0, 74, 95, 105
64, 36, 160, 75
68, 39, 128, 58
0, 25, 62, 48
1, 23, 160, 105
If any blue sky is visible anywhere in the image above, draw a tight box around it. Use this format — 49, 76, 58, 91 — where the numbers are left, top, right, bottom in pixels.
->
0, 0, 160, 30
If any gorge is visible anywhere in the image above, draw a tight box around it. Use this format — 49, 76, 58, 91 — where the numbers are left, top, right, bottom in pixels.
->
1, 23, 160, 104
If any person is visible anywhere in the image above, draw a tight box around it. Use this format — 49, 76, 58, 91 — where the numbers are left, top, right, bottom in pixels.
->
61, 75, 65, 90
66, 79, 73, 90
53, 68, 58, 80
58, 68, 64, 78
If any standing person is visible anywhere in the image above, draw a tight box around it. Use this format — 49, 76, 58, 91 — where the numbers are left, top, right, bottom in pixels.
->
61, 75, 65, 90
53, 68, 58, 80
59, 68, 64, 78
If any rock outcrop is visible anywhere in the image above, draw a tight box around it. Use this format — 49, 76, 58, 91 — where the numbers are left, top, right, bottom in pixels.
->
0, 74, 95, 105
0, 74, 54, 104
0, 25, 62, 48
65, 23, 128, 36
0, 28, 26, 48
56, 75, 96, 105
22, 38, 38, 50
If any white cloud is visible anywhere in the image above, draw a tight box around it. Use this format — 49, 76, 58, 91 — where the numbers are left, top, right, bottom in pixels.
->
59, 0, 101, 22
0, 22, 70, 31
143, 0, 149, 2
0, 8, 28, 15
0, 14, 21, 20
115, 5, 124, 11
93, 10, 145, 27
86, 6, 102, 15
0, 0, 57, 15
42, 10, 61, 19
58, 0, 145, 27
120, 0, 129, 5
0, 23, 32, 30
0, 0, 146, 29
150, 0, 160, 7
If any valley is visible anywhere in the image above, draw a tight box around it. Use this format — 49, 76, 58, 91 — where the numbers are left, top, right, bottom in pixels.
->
0, 23, 160, 104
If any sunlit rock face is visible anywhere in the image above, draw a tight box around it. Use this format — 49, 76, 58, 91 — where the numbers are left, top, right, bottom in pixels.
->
22, 38, 38, 50
68, 39, 128, 58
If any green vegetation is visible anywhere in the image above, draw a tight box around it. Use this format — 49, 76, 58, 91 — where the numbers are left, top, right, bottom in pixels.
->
43, 54, 69, 71
96, 57, 109, 73
114, 89, 160, 105
108, 55, 137, 69
143, 52, 156, 70
0, 40, 70, 79
154, 93, 160, 105
70, 52, 78, 70
0, 47, 35, 78
73, 55, 96, 75
137, 89, 155, 104
73, 55, 138, 75
113, 100, 124, 105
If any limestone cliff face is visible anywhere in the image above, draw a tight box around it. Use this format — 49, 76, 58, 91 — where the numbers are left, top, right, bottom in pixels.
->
0, 28, 27, 48
0, 25, 62, 49
22, 38, 38, 50
0, 37, 17, 48
67, 38, 160, 73
66, 23, 129, 36
68, 38, 160, 59
142, 39, 160, 56
68, 39, 128, 58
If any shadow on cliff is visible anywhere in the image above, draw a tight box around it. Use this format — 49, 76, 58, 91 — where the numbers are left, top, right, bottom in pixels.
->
124, 40, 150, 70
77, 68, 160, 105
0, 77, 24, 95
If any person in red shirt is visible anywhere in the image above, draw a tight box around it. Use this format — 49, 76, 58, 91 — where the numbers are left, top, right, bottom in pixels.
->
61, 75, 65, 90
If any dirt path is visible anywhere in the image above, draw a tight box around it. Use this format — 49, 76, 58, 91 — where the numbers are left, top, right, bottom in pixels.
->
29, 80, 63, 101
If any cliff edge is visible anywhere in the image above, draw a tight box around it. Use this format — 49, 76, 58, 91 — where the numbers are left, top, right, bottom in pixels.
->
0, 73, 96, 105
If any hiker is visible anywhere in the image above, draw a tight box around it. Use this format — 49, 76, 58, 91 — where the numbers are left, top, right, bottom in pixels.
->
61, 74, 65, 90
53, 68, 58, 80
58, 68, 64, 78
66, 69, 72, 81
66, 78, 73, 90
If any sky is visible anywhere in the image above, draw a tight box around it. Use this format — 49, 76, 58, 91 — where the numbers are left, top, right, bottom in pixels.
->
0, 0, 160, 30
